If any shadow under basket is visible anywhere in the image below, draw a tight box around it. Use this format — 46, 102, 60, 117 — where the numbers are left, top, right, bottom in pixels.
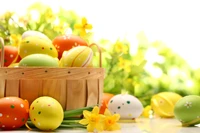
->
0, 38, 105, 111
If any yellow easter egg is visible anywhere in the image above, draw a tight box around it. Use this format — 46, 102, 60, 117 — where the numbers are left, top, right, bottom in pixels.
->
22, 30, 51, 42
29, 96, 64, 131
151, 92, 182, 118
59, 46, 93, 67
19, 36, 58, 58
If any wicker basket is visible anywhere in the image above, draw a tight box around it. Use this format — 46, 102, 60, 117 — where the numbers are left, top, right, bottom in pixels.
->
0, 37, 105, 111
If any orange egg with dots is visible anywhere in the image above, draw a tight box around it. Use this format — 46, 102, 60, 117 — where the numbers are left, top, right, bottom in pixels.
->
0, 97, 29, 130
0, 46, 19, 67
99, 93, 114, 114
52, 34, 88, 59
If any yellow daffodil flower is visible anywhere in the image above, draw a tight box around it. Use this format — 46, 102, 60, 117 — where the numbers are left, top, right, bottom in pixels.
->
114, 41, 128, 54
118, 57, 131, 72
10, 34, 21, 47
103, 109, 121, 131
141, 105, 152, 118
79, 106, 105, 132
74, 17, 93, 37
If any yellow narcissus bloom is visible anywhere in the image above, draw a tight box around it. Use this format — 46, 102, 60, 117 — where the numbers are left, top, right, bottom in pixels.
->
74, 17, 93, 37
10, 34, 21, 47
118, 57, 131, 72
114, 41, 128, 54
141, 105, 152, 118
79, 106, 105, 132
103, 109, 121, 131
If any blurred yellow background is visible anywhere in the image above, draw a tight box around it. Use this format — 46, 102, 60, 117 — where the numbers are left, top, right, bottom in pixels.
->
1, 0, 200, 68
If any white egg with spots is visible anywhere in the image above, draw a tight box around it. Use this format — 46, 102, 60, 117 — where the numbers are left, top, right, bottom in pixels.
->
108, 94, 143, 120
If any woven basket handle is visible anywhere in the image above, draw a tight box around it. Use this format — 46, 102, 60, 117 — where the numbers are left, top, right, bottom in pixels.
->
89, 43, 102, 68
0, 37, 4, 67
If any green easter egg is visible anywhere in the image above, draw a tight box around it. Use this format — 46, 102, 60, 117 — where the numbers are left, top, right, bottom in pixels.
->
59, 46, 93, 67
174, 95, 200, 126
19, 54, 59, 67
19, 36, 58, 58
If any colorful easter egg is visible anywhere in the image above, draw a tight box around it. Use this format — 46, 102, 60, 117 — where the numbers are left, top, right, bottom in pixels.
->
52, 34, 88, 59
19, 36, 58, 58
59, 46, 93, 67
108, 94, 143, 120
0, 45, 18, 67
174, 95, 200, 127
0, 97, 29, 130
19, 54, 59, 67
22, 30, 51, 42
151, 92, 182, 118
29, 96, 64, 131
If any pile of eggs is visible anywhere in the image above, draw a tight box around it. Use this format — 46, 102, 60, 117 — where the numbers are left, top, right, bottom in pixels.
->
0, 96, 64, 131
0, 30, 93, 67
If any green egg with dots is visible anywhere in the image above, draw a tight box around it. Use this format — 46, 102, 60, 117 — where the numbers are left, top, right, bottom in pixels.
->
29, 96, 64, 131
19, 36, 58, 59
174, 95, 200, 126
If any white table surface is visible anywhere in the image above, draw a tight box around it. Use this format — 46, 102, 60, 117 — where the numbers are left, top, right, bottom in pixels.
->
1, 118, 199, 133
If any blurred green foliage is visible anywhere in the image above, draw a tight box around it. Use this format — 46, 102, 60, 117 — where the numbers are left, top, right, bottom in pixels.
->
0, 2, 199, 107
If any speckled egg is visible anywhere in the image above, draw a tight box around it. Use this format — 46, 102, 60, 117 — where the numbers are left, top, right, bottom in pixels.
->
18, 54, 59, 67
29, 96, 64, 131
0, 97, 29, 130
59, 46, 93, 67
19, 36, 58, 59
0, 46, 19, 67
174, 95, 200, 127
52, 34, 88, 59
22, 30, 51, 42
108, 94, 143, 120
151, 92, 182, 118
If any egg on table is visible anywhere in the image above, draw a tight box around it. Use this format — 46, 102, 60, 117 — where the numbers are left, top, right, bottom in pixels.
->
29, 96, 64, 131
0, 97, 29, 130
52, 34, 88, 59
0, 45, 19, 67
108, 94, 143, 120
174, 95, 200, 127
19, 36, 58, 59
59, 46, 93, 67
18, 54, 59, 67
151, 92, 182, 118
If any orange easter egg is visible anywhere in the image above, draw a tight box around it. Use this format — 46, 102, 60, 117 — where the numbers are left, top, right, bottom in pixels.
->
52, 34, 88, 59
0, 46, 18, 67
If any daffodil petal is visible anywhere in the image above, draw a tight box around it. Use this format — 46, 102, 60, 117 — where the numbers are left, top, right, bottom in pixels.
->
74, 24, 82, 29
110, 123, 121, 131
113, 114, 120, 121
92, 106, 100, 114
83, 110, 91, 119
79, 119, 89, 125
104, 109, 112, 116
82, 17, 87, 25
87, 123, 95, 132
80, 30, 86, 37
95, 123, 104, 131
85, 24, 93, 29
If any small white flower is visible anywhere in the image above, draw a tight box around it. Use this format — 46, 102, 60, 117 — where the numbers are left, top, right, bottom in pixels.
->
184, 101, 192, 108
